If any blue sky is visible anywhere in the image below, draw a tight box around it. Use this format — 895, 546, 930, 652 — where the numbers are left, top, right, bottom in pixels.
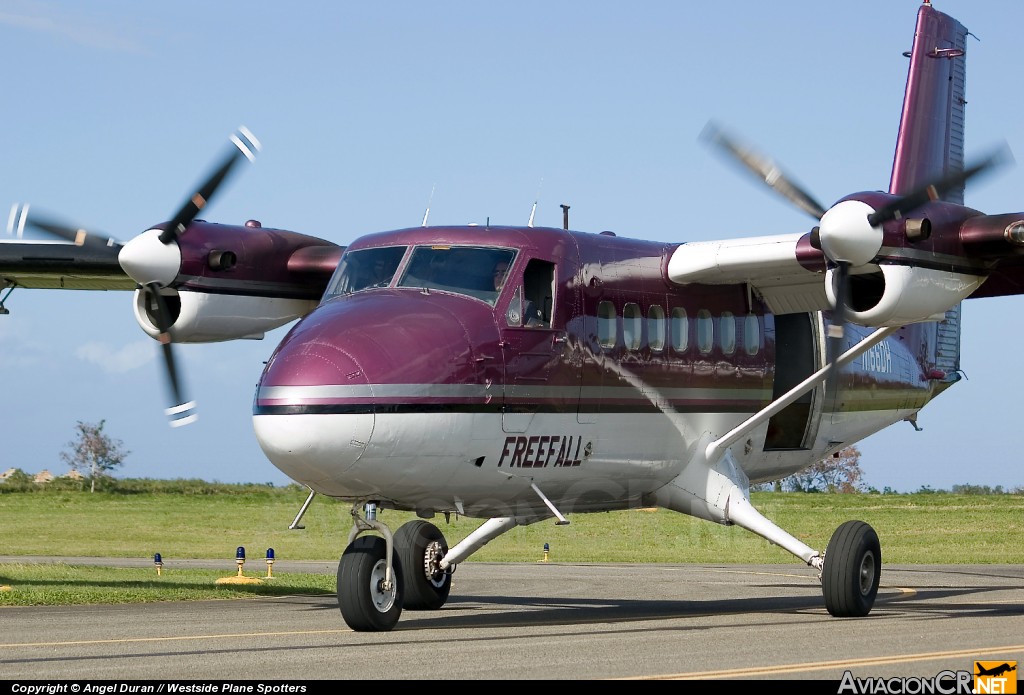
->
1, 1, 1022, 493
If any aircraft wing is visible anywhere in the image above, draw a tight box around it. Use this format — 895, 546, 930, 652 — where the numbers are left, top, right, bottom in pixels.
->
0, 240, 134, 290
668, 232, 829, 315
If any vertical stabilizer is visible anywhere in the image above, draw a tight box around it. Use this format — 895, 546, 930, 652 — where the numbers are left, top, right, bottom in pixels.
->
890, 3, 968, 386
889, 2, 968, 201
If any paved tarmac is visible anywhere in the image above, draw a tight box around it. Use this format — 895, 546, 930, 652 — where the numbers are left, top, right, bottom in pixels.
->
1, 558, 1023, 681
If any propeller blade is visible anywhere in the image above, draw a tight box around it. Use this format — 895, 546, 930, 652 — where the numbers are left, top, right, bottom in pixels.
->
867, 145, 1013, 227
823, 261, 851, 397
146, 283, 197, 427
6, 203, 120, 248
158, 126, 261, 245
700, 121, 828, 221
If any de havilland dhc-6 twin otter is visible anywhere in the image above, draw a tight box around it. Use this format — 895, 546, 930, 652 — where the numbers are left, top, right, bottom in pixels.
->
2, 1, 1022, 631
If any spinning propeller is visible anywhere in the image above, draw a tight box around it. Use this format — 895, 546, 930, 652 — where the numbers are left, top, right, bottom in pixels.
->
6, 204, 122, 249
700, 121, 1007, 394
7, 126, 261, 426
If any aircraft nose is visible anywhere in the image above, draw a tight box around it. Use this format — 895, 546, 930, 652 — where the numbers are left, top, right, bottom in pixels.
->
251, 290, 501, 495
118, 228, 181, 287
252, 332, 374, 486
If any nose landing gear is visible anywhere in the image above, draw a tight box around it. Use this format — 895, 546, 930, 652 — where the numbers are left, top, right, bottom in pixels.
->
394, 519, 452, 610
336, 504, 453, 631
337, 534, 404, 632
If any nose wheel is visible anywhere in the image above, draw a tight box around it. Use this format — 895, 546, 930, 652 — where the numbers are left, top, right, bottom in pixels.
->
821, 520, 881, 617
337, 535, 404, 632
394, 520, 452, 610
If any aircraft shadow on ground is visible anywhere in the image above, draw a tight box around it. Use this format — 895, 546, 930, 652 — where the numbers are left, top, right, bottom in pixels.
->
292, 582, 1023, 631
4, 565, 1021, 629
0, 574, 331, 598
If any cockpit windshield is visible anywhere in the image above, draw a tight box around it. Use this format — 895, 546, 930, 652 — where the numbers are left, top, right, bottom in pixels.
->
397, 246, 516, 306
323, 246, 406, 300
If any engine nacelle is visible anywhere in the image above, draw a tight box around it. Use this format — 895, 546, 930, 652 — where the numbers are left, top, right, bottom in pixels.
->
825, 264, 985, 327
133, 288, 318, 343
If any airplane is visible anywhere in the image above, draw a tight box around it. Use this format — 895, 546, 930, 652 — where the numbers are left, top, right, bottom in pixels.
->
1, 0, 1021, 631
975, 663, 1017, 678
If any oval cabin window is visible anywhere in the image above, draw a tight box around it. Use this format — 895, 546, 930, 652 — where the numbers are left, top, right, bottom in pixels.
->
697, 310, 713, 354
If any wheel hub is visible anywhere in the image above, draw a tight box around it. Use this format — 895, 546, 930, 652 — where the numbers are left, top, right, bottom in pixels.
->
423, 540, 447, 587
858, 551, 876, 596
370, 559, 397, 612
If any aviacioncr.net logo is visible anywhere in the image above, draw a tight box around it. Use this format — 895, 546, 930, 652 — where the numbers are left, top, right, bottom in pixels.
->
974, 661, 1017, 695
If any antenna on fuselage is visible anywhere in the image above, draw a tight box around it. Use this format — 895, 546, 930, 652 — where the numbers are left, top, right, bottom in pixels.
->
421, 184, 436, 226
528, 178, 544, 227
560, 204, 570, 230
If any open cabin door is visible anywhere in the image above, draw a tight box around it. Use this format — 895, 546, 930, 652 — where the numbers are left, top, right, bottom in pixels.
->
764, 312, 820, 450
500, 258, 573, 433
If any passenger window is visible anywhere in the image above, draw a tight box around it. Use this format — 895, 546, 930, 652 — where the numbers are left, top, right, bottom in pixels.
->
598, 301, 617, 348
647, 305, 666, 352
623, 303, 642, 350
720, 311, 736, 355
671, 307, 688, 352
697, 309, 713, 354
744, 314, 760, 355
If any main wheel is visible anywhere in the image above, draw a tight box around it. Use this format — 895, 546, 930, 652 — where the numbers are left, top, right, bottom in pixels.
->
822, 520, 881, 617
337, 535, 403, 632
394, 520, 452, 610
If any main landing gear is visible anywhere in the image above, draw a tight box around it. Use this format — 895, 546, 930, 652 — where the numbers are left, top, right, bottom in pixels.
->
657, 460, 883, 619
821, 520, 881, 617
336, 504, 454, 632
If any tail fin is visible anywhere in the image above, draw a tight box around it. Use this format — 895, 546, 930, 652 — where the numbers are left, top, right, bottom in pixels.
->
890, 3, 969, 384
889, 2, 969, 201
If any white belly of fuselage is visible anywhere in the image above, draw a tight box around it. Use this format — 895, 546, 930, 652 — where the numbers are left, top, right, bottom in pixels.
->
253, 405, 907, 518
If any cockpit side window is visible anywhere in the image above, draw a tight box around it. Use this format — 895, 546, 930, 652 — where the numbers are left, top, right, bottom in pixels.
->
398, 246, 516, 306
323, 246, 406, 300
522, 259, 554, 328
503, 258, 555, 328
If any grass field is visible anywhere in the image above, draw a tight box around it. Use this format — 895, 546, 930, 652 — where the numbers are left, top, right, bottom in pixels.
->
2, 484, 1022, 606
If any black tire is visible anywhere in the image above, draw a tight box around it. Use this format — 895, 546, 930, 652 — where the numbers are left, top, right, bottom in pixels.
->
394, 520, 452, 610
822, 520, 881, 617
337, 535, 403, 632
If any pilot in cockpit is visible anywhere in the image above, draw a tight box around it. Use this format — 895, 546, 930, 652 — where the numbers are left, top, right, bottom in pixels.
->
370, 258, 389, 286
493, 261, 510, 291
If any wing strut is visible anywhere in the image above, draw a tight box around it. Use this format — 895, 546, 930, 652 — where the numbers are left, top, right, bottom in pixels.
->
0, 283, 14, 315
704, 325, 900, 465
